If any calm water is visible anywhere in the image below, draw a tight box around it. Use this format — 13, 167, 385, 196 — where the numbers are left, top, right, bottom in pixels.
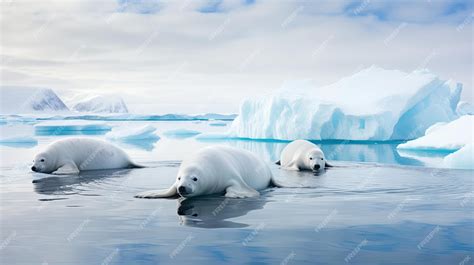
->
0, 120, 473, 264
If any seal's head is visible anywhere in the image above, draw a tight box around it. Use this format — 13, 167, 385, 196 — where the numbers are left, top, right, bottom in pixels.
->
175, 166, 205, 198
307, 149, 326, 171
31, 152, 56, 173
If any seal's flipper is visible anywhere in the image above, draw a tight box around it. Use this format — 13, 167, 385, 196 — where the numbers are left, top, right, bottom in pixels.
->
52, 162, 80, 175
135, 186, 178, 199
225, 183, 259, 198
325, 162, 333, 168
275, 160, 281, 165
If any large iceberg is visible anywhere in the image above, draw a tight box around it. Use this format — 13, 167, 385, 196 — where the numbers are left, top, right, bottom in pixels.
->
229, 66, 462, 141
72, 95, 128, 113
397, 115, 473, 151
0, 86, 69, 114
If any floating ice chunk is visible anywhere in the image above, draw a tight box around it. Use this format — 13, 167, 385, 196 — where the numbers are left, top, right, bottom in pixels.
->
34, 120, 112, 135
105, 125, 160, 141
397, 116, 473, 151
443, 144, 473, 170
209, 121, 227, 127
229, 66, 461, 140
456, 101, 474, 116
0, 136, 38, 144
163, 129, 201, 138
0, 135, 38, 148
195, 133, 231, 140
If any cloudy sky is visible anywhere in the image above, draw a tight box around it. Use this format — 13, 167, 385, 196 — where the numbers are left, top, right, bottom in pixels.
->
1, 0, 472, 114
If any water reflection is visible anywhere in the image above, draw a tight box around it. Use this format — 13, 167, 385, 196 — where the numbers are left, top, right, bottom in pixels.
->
176, 196, 267, 228
32, 169, 133, 196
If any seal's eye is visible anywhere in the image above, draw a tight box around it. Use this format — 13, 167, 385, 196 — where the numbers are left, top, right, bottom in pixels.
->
40, 159, 45, 162
309, 157, 313, 160
321, 158, 324, 160
193, 177, 198, 181
178, 177, 181, 180
192, 213, 198, 217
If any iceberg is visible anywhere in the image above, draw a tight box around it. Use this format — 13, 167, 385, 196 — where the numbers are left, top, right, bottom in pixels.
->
71, 95, 128, 113
229, 66, 462, 141
105, 125, 160, 141
34, 120, 111, 135
0, 86, 69, 114
443, 144, 473, 170
456, 101, 473, 116
397, 115, 473, 151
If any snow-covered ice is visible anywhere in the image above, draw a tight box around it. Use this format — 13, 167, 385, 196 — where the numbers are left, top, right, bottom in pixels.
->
34, 120, 112, 134
72, 95, 128, 113
0, 86, 69, 114
397, 115, 473, 151
229, 66, 462, 141
443, 144, 473, 170
105, 125, 160, 141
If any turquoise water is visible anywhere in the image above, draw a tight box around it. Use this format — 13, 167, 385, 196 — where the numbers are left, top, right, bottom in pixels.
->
0, 120, 473, 264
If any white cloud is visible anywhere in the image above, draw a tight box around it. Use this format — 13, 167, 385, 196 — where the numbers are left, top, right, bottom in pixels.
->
1, 0, 472, 113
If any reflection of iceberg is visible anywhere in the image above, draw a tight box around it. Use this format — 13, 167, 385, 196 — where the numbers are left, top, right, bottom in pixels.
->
396, 149, 446, 168
105, 125, 160, 141
196, 137, 423, 166
177, 196, 267, 228
163, 128, 201, 139
34, 120, 111, 136
229, 67, 461, 141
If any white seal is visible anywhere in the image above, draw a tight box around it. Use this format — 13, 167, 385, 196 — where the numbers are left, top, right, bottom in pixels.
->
135, 146, 276, 199
276, 139, 332, 172
31, 138, 142, 174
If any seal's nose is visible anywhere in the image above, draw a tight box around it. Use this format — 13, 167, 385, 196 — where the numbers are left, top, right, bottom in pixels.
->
313, 164, 320, 170
31, 166, 37, 172
178, 186, 187, 194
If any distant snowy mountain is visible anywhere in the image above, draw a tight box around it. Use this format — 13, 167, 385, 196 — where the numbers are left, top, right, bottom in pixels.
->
229, 66, 462, 141
0, 86, 69, 114
72, 95, 129, 113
